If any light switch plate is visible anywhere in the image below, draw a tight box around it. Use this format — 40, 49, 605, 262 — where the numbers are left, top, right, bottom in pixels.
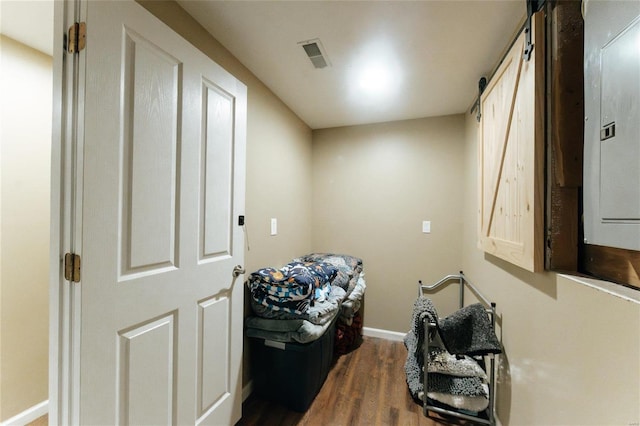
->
270, 218, 277, 236
422, 221, 431, 233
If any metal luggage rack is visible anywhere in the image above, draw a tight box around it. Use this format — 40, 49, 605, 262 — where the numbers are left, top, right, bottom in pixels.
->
418, 271, 499, 426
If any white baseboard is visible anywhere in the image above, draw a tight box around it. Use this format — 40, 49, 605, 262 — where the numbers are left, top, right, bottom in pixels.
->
362, 327, 406, 342
242, 380, 253, 402
1, 400, 48, 426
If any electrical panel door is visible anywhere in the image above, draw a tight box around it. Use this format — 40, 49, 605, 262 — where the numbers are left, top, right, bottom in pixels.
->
583, 1, 640, 251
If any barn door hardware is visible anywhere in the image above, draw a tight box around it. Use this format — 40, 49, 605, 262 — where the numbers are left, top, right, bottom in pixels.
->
524, 0, 545, 61
475, 77, 488, 122
472, 0, 544, 121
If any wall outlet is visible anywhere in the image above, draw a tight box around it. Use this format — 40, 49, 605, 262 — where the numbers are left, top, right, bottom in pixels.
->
270, 218, 277, 236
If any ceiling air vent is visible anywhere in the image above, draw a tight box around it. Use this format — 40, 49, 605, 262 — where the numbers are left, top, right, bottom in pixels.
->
299, 38, 330, 69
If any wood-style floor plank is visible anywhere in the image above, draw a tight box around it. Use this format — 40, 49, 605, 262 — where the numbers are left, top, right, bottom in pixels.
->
32, 338, 468, 426
237, 336, 464, 426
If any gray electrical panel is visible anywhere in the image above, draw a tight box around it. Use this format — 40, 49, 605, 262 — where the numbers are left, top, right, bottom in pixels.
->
583, 0, 640, 251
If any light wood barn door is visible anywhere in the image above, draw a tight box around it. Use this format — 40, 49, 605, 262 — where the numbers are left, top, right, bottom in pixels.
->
77, 1, 247, 424
478, 13, 544, 272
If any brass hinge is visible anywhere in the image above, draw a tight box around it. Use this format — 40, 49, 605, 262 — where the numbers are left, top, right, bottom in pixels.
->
67, 22, 86, 54
64, 253, 81, 283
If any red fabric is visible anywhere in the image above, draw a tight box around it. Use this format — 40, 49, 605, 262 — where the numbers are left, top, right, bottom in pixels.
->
334, 311, 363, 355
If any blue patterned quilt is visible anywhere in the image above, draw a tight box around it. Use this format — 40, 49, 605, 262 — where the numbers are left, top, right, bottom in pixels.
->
248, 261, 337, 316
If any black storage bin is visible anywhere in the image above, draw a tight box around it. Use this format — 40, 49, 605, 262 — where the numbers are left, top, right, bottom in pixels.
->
250, 321, 335, 412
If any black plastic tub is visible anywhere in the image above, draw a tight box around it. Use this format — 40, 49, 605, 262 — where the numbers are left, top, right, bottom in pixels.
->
249, 321, 335, 412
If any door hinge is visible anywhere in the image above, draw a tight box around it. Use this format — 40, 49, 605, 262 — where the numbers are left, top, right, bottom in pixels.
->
64, 253, 81, 283
67, 22, 86, 54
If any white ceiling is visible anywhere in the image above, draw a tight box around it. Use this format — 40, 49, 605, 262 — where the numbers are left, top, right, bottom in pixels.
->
177, 0, 525, 129
1, 0, 526, 130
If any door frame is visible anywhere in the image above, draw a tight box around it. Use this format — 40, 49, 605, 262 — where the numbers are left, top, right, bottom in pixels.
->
50, 0, 84, 424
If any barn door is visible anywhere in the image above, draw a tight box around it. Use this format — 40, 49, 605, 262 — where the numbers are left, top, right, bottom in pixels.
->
478, 12, 544, 273
53, 0, 247, 424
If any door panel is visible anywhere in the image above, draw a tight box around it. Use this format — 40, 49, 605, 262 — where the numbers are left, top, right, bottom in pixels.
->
197, 295, 230, 416
78, 1, 246, 424
479, 50, 522, 237
122, 28, 181, 276
118, 314, 177, 425
201, 83, 234, 261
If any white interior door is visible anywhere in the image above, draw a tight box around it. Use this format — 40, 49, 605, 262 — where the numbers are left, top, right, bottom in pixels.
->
72, 1, 246, 424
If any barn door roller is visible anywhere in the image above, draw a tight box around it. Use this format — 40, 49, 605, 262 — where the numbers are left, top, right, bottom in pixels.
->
524, 0, 545, 61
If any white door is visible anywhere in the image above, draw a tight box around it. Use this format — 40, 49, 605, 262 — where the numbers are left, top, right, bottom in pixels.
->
67, 1, 246, 424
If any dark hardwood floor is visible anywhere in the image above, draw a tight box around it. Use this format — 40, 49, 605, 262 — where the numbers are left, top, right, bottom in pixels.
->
237, 336, 465, 426
31, 338, 465, 426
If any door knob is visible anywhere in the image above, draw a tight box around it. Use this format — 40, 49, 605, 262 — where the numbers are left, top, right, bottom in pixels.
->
232, 265, 245, 278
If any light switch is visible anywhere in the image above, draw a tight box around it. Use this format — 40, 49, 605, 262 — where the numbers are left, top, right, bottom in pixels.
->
422, 221, 431, 233
270, 218, 277, 236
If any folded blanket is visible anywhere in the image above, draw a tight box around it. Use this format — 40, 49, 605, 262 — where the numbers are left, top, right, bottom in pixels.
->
339, 300, 360, 325
438, 303, 502, 356
295, 253, 363, 273
248, 261, 338, 316
428, 386, 489, 412
347, 273, 366, 302
403, 330, 424, 400
294, 253, 363, 292
245, 316, 306, 332
245, 316, 334, 344
427, 347, 487, 380
404, 332, 489, 403
339, 273, 366, 324
248, 266, 310, 301
427, 373, 486, 397
250, 285, 345, 325
410, 296, 438, 366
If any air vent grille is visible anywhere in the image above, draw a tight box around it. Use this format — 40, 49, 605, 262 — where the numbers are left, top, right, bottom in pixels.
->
302, 43, 322, 57
309, 54, 328, 69
299, 39, 330, 69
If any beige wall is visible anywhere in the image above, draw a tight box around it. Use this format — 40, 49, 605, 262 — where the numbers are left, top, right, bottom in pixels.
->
462, 111, 640, 424
0, 36, 51, 421
312, 116, 466, 332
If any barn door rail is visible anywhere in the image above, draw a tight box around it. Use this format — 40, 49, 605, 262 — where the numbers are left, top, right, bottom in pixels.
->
471, 0, 545, 121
